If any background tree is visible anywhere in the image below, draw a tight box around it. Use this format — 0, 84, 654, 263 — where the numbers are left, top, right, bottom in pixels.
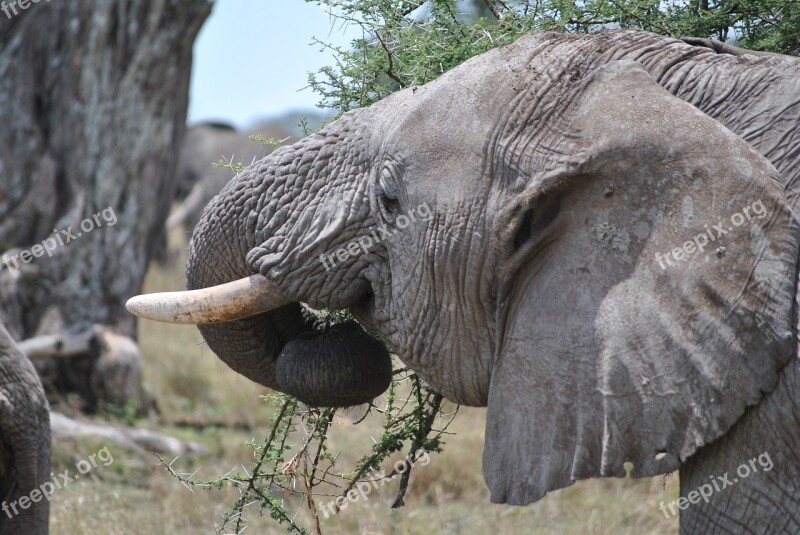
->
0, 0, 211, 410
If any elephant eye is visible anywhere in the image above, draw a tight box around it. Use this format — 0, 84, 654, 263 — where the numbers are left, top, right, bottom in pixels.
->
379, 190, 401, 215
376, 167, 402, 220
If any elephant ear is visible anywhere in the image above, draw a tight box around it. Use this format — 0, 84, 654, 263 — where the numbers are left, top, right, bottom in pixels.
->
483, 61, 799, 504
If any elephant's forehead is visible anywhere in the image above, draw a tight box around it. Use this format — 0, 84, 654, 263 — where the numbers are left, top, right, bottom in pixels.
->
377, 33, 599, 154
380, 95, 493, 200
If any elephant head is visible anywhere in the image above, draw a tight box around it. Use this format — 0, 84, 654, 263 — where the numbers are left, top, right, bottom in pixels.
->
168, 121, 295, 234
129, 33, 800, 509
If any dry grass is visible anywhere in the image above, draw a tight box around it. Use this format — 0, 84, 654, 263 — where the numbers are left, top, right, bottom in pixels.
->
48, 228, 680, 534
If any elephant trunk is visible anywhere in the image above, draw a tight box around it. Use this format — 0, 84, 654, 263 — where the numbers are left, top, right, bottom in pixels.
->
185, 194, 305, 391
185, 112, 392, 407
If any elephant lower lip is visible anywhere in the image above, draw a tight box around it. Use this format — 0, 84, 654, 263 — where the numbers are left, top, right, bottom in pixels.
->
275, 321, 392, 407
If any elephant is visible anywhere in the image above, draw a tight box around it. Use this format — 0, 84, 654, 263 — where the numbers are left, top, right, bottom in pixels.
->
0, 323, 51, 535
168, 121, 295, 235
128, 30, 800, 534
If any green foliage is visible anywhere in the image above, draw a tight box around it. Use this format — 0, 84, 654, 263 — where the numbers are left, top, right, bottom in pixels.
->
307, 0, 798, 112
212, 133, 293, 176
249, 132, 292, 148
160, 383, 453, 534
104, 398, 143, 426
211, 155, 245, 176
316, 307, 355, 323
340, 374, 447, 509
307, 0, 541, 111
570, 0, 800, 54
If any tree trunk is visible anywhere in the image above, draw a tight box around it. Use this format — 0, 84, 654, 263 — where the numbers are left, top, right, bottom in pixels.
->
0, 0, 211, 410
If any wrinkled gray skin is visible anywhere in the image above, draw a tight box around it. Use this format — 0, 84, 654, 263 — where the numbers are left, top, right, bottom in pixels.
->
0, 324, 50, 535
169, 121, 293, 234
187, 30, 800, 533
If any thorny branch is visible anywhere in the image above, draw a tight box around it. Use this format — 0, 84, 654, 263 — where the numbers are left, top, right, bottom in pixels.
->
392, 392, 446, 508
375, 30, 405, 87
482, 0, 504, 20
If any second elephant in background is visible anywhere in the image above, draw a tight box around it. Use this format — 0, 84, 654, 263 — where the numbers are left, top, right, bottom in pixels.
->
168, 121, 294, 235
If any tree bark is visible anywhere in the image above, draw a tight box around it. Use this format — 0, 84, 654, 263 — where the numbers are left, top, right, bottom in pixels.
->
0, 0, 212, 409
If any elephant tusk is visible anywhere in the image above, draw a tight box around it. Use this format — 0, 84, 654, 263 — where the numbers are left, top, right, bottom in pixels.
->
125, 274, 290, 324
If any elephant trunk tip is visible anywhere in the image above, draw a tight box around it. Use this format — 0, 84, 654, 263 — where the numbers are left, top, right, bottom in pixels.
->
276, 321, 393, 407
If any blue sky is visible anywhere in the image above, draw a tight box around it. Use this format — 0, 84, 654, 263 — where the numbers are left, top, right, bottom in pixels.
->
188, 1, 360, 128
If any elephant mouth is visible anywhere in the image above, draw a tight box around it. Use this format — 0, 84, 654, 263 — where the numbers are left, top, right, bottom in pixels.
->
126, 275, 393, 407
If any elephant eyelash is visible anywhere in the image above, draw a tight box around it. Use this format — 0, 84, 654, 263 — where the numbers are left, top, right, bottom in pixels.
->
379, 191, 401, 215
375, 167, 403, 220
370, 182, 401, 223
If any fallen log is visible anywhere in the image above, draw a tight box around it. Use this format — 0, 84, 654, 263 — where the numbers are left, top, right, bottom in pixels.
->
51, 412, 203, 456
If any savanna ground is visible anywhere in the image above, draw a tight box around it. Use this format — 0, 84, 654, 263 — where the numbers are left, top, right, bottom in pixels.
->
48, 227, 680, 534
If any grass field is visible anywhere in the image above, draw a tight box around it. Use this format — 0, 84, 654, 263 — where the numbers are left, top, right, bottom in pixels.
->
48, 229, 681, 534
